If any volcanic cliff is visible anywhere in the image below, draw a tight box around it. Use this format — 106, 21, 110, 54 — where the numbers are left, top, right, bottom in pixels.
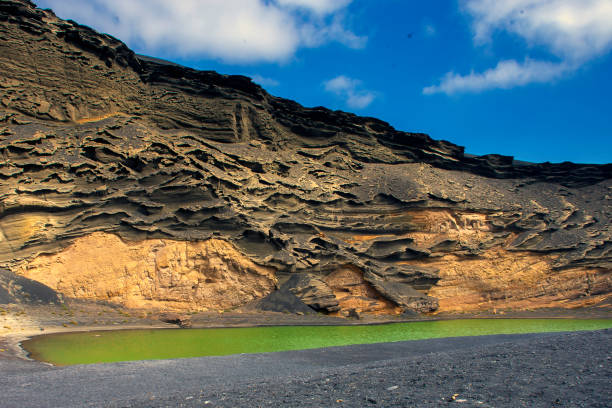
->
0, 0, 611, 316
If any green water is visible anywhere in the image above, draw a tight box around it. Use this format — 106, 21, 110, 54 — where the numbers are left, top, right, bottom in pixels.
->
23, 319, 612, 366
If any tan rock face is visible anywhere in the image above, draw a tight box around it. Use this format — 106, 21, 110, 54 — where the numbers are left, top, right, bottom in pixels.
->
349, 208, 612, 313
17, 232, 277, 311
323, 265, 401, 316
406, 249, 612, 313
401, 209, 495, 251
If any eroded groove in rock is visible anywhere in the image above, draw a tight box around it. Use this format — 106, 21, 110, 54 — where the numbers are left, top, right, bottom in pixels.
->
0, 0, 611, 314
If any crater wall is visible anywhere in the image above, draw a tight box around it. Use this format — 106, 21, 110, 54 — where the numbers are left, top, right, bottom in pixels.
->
1, 0, 610, 315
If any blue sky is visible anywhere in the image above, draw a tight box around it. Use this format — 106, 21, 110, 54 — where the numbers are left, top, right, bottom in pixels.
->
36, 0, 612, 164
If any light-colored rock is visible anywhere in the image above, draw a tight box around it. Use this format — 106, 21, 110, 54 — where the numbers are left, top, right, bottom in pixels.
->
409, 248, 612, 312
17, 232, 277, 311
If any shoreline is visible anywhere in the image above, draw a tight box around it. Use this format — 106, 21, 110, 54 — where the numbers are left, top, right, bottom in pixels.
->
2, 299, 611, 364
7, 316, 612, 367
2, 300, 611, 407
1, 329, 610, 407
2, 324, 174, 363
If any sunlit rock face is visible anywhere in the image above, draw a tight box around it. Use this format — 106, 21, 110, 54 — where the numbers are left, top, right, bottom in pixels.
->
0, 0, 611, 314
18, 232, 277, 310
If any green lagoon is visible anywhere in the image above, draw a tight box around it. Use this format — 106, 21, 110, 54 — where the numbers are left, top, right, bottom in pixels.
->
23, 318, 612, 366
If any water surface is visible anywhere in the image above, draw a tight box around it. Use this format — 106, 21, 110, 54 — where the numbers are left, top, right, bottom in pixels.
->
23, 318, 612, 365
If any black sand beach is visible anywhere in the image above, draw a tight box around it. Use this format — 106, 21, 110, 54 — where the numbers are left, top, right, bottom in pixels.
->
1, 329, 610, 407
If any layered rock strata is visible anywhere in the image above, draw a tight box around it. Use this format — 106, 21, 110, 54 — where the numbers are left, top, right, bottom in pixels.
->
0, 0, 610, 314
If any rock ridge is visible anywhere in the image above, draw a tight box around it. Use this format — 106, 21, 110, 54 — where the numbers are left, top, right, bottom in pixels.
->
2, 0, 610, 185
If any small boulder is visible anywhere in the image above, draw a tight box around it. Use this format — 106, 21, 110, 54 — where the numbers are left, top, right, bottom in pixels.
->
250, 287, 316, 315
282, 273, 340, 313
159, 313, 192, 328
346, 308, 360, 319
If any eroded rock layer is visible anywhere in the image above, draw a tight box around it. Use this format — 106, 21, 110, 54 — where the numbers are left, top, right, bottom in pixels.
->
0, 0, 611, 314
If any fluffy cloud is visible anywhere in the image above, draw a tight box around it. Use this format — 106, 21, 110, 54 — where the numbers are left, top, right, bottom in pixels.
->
466, 0, 612, 60
250, 74, 280, 87
276, 0, 352, 15
425, 0, 612, 94
324, 75, 375, 109
423, 59, 570, 95
298, 15, 367, 49
37, 0, 364, 63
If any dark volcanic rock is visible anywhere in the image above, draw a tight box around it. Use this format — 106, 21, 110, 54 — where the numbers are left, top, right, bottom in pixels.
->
367, 276, 438, 313
0, 268, 61, 304
0, 0, 610, 315
282, 274, 341, 313
250, 287, 316, 315
158, 313, 192, 328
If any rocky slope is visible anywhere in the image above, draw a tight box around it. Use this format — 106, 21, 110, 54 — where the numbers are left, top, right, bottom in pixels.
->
0, 0, 611, 316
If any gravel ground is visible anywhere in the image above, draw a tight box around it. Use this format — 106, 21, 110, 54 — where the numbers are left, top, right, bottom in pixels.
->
1, 330, 610, 407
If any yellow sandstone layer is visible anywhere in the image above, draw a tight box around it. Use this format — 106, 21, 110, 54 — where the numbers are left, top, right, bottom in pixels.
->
405, 249, 611, 313
17, 232, 277, 311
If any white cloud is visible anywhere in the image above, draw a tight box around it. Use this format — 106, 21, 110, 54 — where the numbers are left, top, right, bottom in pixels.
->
37, 0, 364, 63
423, 59, 570, 95
298, 15, 367, 49
276, 0, 352, 15
324, 75, 375, 109
324, 76, 356, 93
250, 74, 280, 87
346, 92, 375, 109
425, 0, 612, 94
465, 0, 612, 61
